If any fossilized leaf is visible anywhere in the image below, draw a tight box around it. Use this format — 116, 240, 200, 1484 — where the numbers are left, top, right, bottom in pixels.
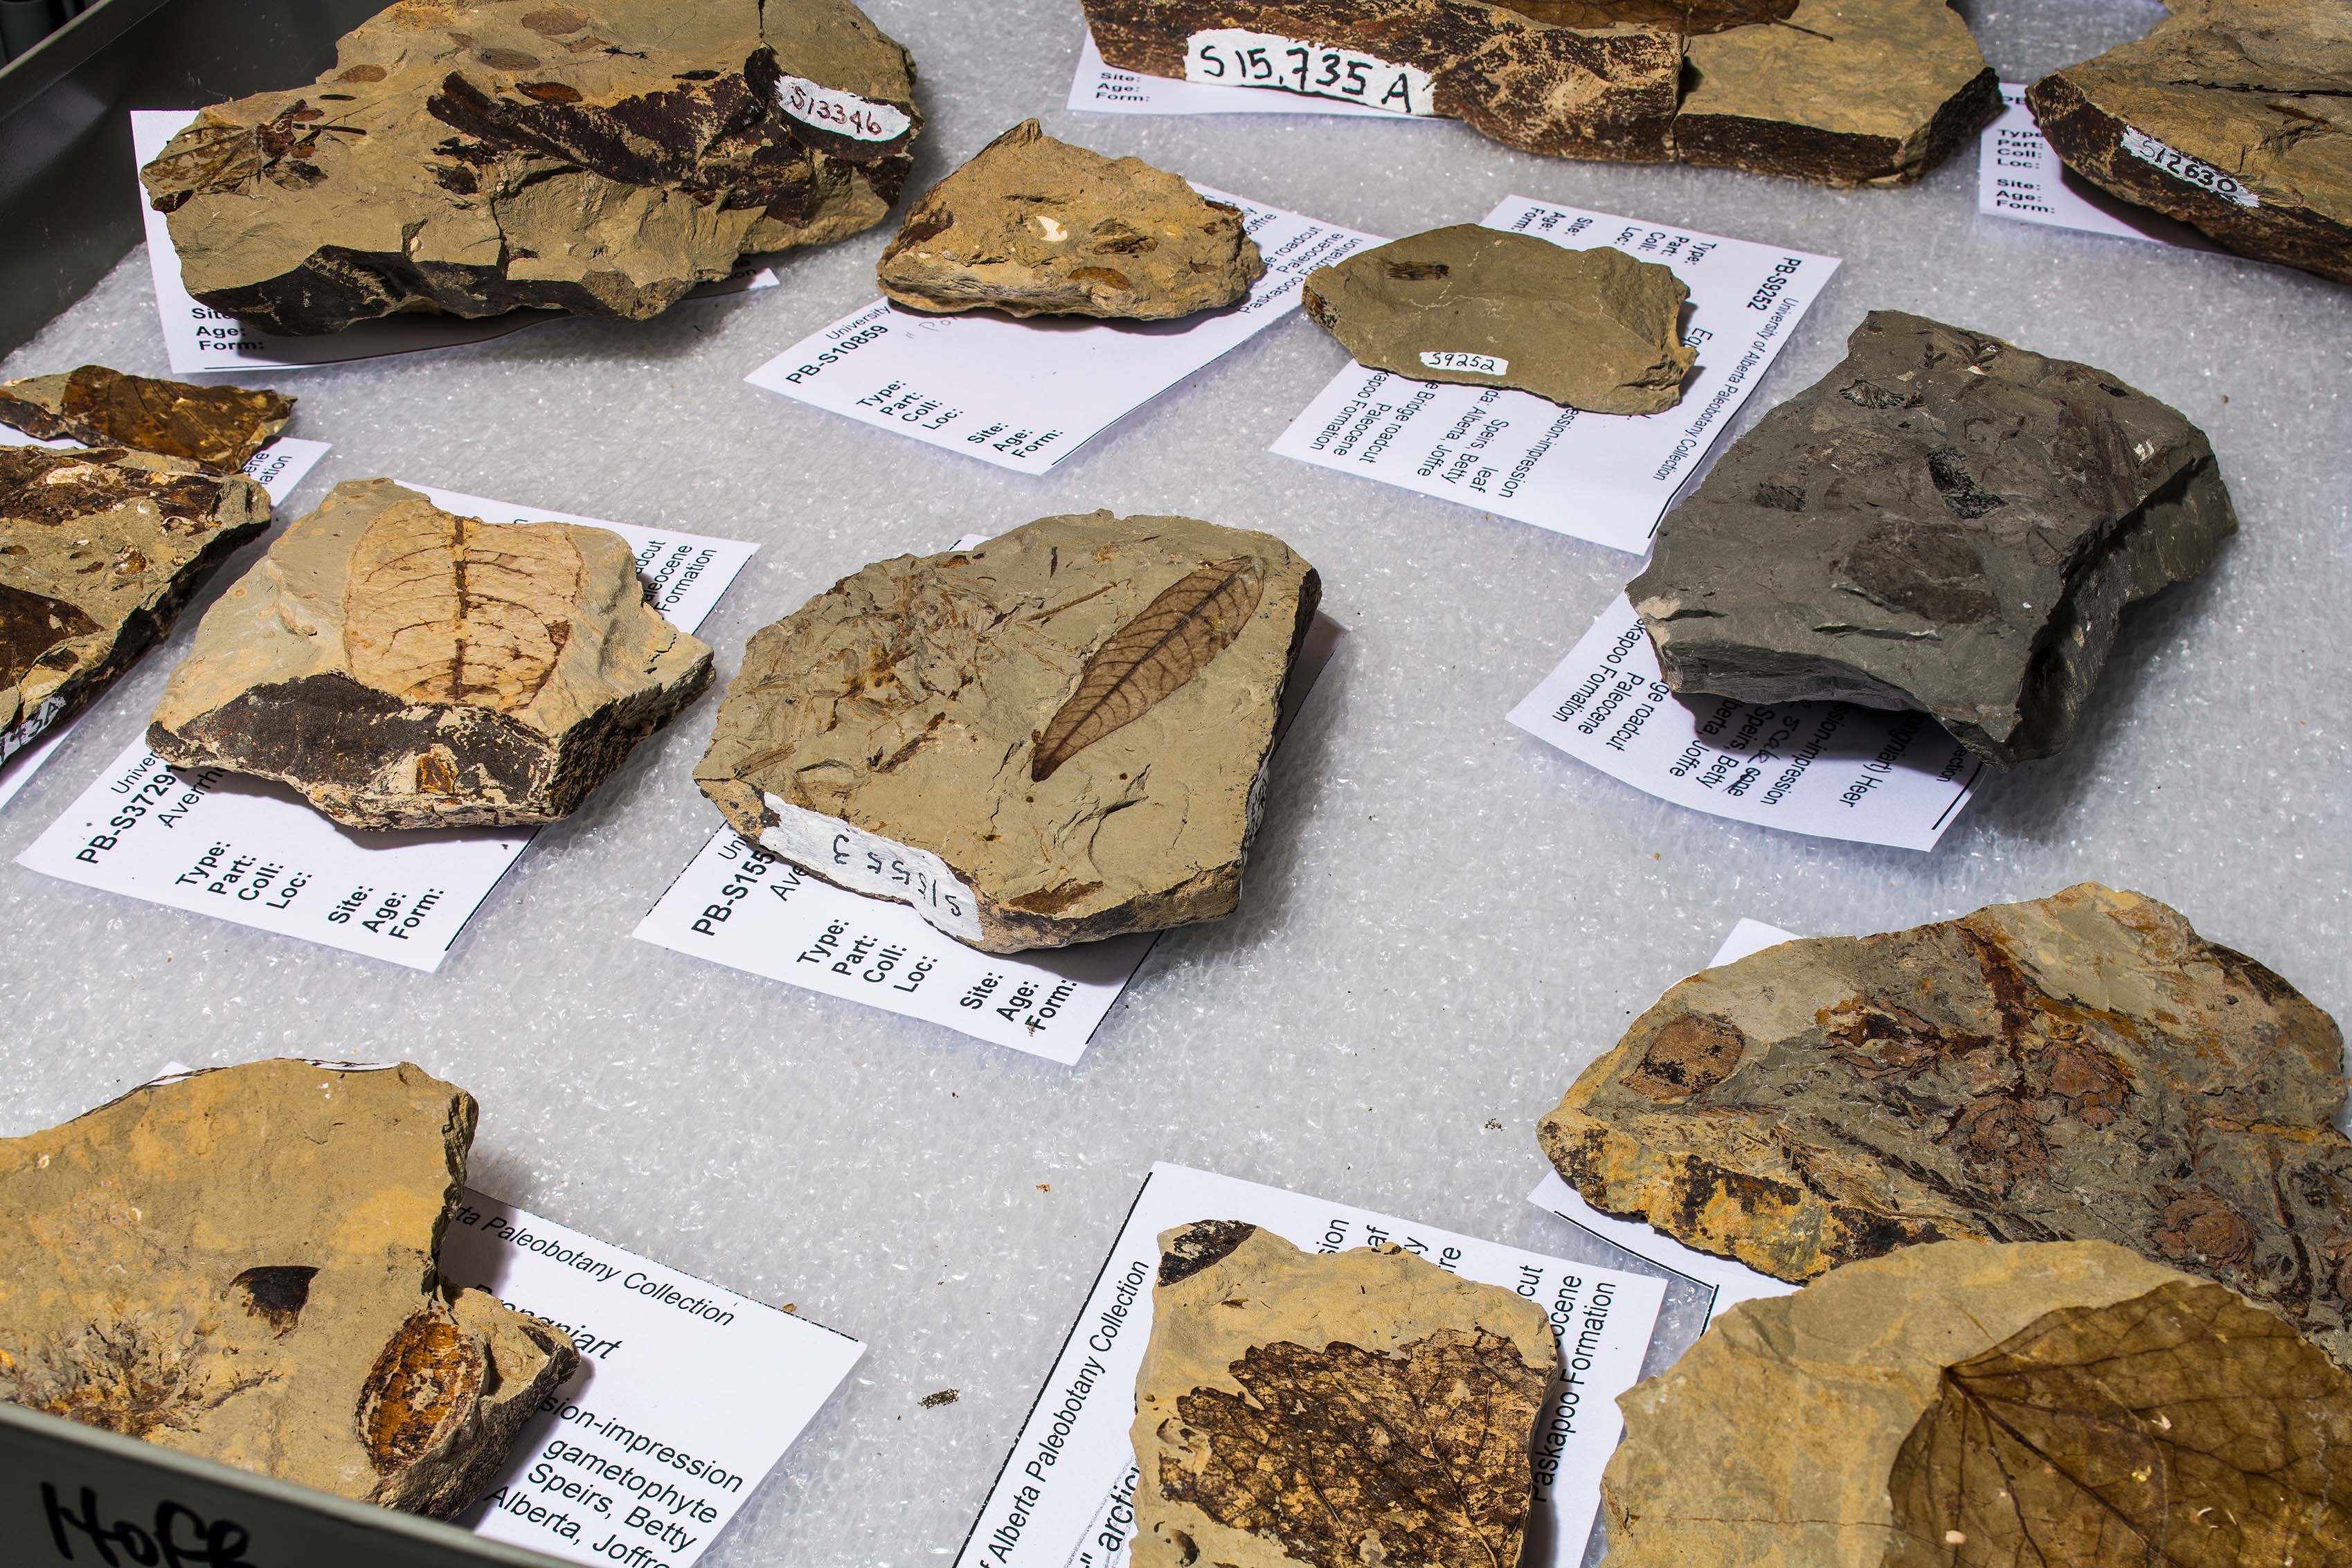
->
1888, 1279, 2352, 1567
343, 499, 583, 711
53, 367, 292, 474
357, 1307, 483, 1475
0, 581, 98, 690
1031, 556, 1263, 782
1161, 1328, 1546, 1568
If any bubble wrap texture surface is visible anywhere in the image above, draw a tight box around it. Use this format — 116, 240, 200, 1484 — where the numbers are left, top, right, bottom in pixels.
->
0, 3, 2346, 1565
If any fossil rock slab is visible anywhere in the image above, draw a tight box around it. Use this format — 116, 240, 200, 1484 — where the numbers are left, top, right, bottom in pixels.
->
148, 478, 712, 829
2029, 1, 2352, 286
139, 0, 920, 336
1079, 0, 1996, 186
1133, 1223, 1559, 1568
695, 512, 1318, 953
877, 120, 1264, 320
1302, 225, 1694, 413
0, 366, 294, 474
0, 1061, 577, 1518
1, 447, 269, 758
1628, 311, 2236, 767
1540, 883, 2352, 1366
1600, 1238, 2352, 1568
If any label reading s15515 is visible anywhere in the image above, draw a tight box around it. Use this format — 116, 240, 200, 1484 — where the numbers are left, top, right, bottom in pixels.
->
1184, 29, 1435, 116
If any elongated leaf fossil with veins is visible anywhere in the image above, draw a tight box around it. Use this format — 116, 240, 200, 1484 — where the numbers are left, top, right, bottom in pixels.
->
1032, 557, 1264, 782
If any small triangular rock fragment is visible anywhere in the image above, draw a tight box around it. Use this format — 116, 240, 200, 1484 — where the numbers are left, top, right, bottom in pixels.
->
1303, 225, 1696, 413
0, 366, 293, 474
1, 447, 269, 760
148, 479, 712, 829
1539, 883, 2352, 1365
695, 512, 1318, 952
140, 0, 921, 335
2029, 0, 2352, 285
1600, 1239, 2352, 1568
1629, 310, 2236, 766
877, 120, 1264, 319
0, 1061, 577, 1519
1133, 1223, 1559, 1568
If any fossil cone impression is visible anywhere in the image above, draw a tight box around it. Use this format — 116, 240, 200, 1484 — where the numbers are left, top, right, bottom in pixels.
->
0, 1061, 578, 1518
1133, 1223, 1559, 1568
2028, 1, 2352, 286
1080, 0, 1998, 187
0, 366, 293, 474
148, 478, 713, 829
1539, 883, 2352, 1366
1600, 1239, 2352, 1568
1629, 310, 2236, 767
138, 0, 922, 336
1303, 225, 1695, 413
1, 447, 269, 761
695, 511, 1319, 953
877, 119, 1264, 320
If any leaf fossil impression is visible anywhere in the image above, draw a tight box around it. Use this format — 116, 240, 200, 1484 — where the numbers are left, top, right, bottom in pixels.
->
343, 503, 584, 712
1165, 1330, 1550, 1568
1891, 1277, 2352, 1567
1032, 556, 1263, 781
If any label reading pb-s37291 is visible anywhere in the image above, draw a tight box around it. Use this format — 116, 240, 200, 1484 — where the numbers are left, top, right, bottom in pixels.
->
1184, 29, 1436, 116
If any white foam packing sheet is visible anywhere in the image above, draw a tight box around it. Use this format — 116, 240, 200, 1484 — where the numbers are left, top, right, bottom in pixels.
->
0, 431, 332, 809
130, 111, 779, 377
1271, 195, 1839, 553
743, 191, 1378, 474
1975, 85, 2218, 251
636, 613, 1346, 1063
3, 6, 2345, 1567
15, 484, 756, 971
1507, 594, 1984, 851
955, 1164, 1664, 1568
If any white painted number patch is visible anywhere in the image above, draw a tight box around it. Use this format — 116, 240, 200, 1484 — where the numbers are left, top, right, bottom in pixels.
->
1420, 352, 1508, 376
1184, 29, 1435, 116
2121, 125, 2257, 208
777, 75, 912, 143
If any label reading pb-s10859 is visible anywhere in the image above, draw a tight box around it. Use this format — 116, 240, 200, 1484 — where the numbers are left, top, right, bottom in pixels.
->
1184, 29, 1435, 116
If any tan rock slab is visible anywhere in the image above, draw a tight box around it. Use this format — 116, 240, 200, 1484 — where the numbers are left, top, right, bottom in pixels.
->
1, 446, 269, 755
2029, 0, 2352, 285
877, 120, 1264, 320
1303, 225, 1695, 413
0, 1061, 577, 1519
148, 478, 712, 829
694, 511, 1320, 953
1540, 883, 2352, 1365
1601, 1238, 2352, 1568
1080, 0, 1996, 185
0, 366, 294, 474
140, 0, 920, 335
1133, 1223, 1559, 1568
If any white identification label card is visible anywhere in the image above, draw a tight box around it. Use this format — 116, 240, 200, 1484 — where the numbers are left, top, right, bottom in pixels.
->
774, 75, 912, 143
1507, 595, 1982, 851
1975, 85, 2220, 249
17, 485, 755, 971
1183, 29, 1435, 116
442, 1193, 863, 1568
0, 431, 332, 811
1529, 920, 1802, 1327
1069, 29, 1407, 118
132, 111, 778, 377
635, 618, 1343, 1062
1272, 197, 1839, 554
744, 192, 1379, 475
955, 1163, 1666, 1568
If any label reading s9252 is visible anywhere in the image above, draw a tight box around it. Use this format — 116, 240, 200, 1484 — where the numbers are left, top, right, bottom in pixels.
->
777, 75, 913, 143
1419, 351, 1508, 376
2120, 125, 2258, 208
1184, 29, 1435, 116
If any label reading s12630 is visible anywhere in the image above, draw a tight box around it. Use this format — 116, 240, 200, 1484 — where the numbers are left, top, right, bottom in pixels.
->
1184, 29, 1435, 116
2120, 125, 2257, 208
777, 75, 913, 143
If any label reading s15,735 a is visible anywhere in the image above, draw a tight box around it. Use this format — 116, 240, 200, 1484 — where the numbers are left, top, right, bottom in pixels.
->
1184, 29, 1436, 116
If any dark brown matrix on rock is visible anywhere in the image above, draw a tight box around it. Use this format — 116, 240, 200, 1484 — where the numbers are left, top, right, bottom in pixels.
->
1539, 883, 2352, 1367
